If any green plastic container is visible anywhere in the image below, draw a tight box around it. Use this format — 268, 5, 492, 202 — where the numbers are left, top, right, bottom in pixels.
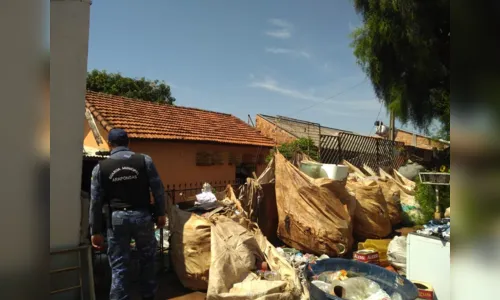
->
300, 161, 322, 179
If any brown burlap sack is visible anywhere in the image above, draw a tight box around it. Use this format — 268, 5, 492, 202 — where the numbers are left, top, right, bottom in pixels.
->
274, 153, 353, 257
379, 168, 424, 225
393, 169, 417, 190
206, 216, 301, 300
378, 179, 403, 226
347, 178, 392, 240
169, 206, 212, 290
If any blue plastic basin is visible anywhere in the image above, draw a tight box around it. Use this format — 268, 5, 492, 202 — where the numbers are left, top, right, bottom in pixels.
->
306, 258, 418, 300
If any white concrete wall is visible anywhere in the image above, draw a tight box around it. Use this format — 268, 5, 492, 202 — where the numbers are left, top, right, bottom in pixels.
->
50, 0, 91, 249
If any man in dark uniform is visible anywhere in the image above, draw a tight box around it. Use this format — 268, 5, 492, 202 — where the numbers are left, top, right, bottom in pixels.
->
89, 128, 166, 300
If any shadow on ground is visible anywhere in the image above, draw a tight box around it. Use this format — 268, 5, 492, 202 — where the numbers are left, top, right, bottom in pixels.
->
95, 270, 206, 300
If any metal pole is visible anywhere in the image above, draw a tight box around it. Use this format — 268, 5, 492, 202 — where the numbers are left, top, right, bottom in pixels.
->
390, 109, 396, 141
159, 227, 164, 273
172, 187, 176, 205
434, 185, 441, 220
318, 125, 322, 162
86, 246, 96, 300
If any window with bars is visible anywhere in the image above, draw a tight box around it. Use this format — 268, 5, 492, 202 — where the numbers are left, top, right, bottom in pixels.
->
196, 151, 226, 166
212, 152, 225, 165
242, 154, 256, 164
229, 153, 242, 165
196, 152, 212, 166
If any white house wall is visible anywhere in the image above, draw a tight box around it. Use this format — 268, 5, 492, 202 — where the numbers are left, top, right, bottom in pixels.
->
50, 0, 91, 249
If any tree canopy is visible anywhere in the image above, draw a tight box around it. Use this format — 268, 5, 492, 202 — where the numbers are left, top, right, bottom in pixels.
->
350, 0, 450, 135
266, 138, 319, 162
86, 69, 176, 105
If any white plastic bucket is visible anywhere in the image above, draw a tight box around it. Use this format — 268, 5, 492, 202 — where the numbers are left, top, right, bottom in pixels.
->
319, 164, 349, 181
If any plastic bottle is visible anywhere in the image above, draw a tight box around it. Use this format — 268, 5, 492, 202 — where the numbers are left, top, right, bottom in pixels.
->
255, 262, 281, 281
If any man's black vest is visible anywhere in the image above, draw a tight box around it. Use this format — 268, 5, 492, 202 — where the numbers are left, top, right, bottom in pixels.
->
99, 154, 150, 210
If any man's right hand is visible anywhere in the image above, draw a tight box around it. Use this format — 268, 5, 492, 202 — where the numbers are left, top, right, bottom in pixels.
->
91, 234, 105, 250
156, 216, 167, 228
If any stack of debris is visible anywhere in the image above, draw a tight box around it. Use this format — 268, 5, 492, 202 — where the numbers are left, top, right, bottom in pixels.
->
168, 184, 305, 300
167, 152, 434, 299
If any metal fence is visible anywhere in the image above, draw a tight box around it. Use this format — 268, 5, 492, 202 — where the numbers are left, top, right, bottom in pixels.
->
165, 180, 241, 204
320, 132, 406, 171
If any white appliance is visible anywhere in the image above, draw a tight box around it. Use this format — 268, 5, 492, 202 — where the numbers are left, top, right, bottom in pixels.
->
406, 233, 450, 300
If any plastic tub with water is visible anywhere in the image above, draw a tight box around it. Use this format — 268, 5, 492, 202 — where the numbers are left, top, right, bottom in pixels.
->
300, 161, 322, 179
306, 258, 418, 300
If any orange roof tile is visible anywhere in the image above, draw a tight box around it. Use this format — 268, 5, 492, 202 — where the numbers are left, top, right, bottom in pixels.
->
85, 91, 275, 147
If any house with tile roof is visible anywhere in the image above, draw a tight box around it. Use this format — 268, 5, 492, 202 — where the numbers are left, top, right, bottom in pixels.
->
82, 91, 274, 193
255, 114, 354, 146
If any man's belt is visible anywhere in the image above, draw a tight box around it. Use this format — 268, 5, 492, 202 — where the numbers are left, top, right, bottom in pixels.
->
110, 206, 148, 212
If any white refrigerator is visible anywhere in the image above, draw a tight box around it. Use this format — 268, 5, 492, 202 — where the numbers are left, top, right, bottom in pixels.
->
406, 233, 450, 300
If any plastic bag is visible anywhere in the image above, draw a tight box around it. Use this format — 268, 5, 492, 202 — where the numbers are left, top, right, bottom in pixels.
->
365, 290, 392, 300
387, 236, 407, 275
312, 280, 332, 293
317, 270, 348, 283
328, 277, 387, 300
391, 292, 403, 300
154, 228, 170, 249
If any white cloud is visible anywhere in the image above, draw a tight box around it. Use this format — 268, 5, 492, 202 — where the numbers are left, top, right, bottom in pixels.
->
310, 106, 357, 117
269, 18, 292, 28
249, 76, 382, 115
250, 77, 321, 102
265, 47, 311, 59
266, 18, 293, 39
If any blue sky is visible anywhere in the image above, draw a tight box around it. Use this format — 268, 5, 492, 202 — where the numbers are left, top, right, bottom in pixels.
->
87, 0, 420, 135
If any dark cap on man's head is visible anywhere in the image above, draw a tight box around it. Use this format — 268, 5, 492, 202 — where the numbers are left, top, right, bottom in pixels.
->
108, 128, 129, 145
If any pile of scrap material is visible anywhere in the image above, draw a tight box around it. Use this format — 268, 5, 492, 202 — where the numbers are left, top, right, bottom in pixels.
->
274, 154, 353, 256
167, 185, 305, 300
238, 154, 424, 258
343, 160, 424, 228
240, 153, 354, 257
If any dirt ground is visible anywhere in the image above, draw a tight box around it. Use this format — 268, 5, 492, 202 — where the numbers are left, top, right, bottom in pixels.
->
95, 271, 206, 300
93, 251, 206, 300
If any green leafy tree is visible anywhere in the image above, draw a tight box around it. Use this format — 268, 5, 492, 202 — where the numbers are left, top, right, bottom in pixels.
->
86, 69, 176, 104
414, 174, 450, 224
266, 138, 319, 162
350, 0, 450, 134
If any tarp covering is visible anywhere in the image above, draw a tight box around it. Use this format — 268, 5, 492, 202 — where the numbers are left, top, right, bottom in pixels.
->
274, 153, 353, 257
